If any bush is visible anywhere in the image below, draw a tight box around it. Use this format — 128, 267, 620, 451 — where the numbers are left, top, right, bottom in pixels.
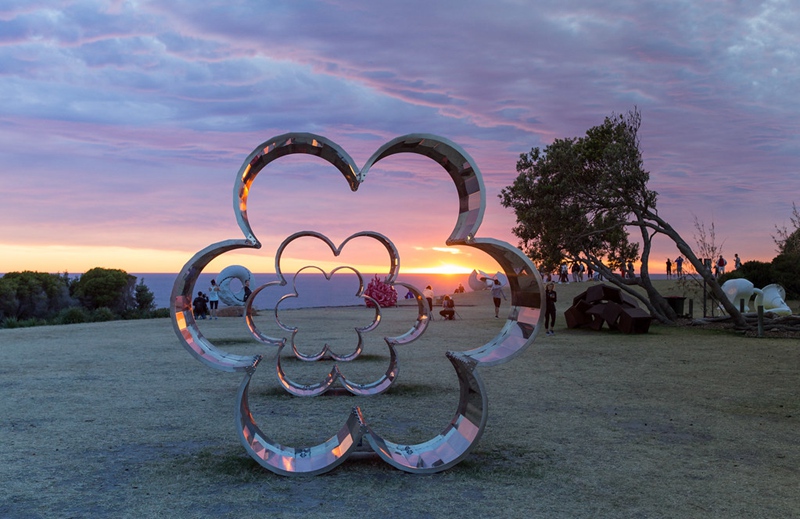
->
728, 261, 775, 289
150, 307, 171, 318
0, 271, 73, 321
91, 307, 116, 322
73, 268, 135, 314
58, 306, 90, 325
771, 253, 800, 299
1, 316, 48, 329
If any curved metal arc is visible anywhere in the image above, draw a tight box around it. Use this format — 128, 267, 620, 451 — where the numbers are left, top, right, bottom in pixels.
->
362, 134, 486, 244
244, 279, 287, 347
338, 343, 399, 396
456, 237, 544, 367
237, 366, 364, 476
233, 134, 362, 244
276, 265, 376, 362
363, 352, 488, 473
237, 349, 486, 476
384, 282, 430, 346
276, 342, 341, 397
170, 239, 261, 372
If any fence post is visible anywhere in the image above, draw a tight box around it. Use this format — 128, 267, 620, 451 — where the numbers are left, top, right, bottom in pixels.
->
757, 305, 764, 338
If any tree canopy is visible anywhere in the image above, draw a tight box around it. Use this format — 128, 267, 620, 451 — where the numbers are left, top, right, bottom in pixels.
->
72, 267, 135, 314
500, 108, 746, 326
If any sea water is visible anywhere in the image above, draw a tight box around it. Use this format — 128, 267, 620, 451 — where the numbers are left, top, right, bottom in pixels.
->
133, 272, 473, 310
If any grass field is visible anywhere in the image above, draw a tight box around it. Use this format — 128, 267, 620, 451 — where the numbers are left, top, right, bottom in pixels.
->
1, 280, 798, 518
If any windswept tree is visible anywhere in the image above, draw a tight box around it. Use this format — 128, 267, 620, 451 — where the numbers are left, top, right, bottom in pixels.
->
500, 108, 747, 326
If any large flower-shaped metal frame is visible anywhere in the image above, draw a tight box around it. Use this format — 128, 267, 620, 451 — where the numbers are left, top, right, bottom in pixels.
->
170, 133, 543, 475
245, 230, 429, 397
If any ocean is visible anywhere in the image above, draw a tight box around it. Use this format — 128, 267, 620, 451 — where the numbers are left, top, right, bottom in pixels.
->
133, 272, 474, 310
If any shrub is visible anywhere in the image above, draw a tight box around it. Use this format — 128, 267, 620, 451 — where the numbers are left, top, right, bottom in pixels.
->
771, 253, 800, 299
1, 316, 47, 329
91, 307, 116, 322
73, 268, 135, 314
58, 306, 90, 325
0, 271, 73, 321
729, 261, 775, 289
150, 307, 171, 319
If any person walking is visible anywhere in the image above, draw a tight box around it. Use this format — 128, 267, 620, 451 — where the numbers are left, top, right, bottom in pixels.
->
490, 278, 506, 318
544, 282, 557, 336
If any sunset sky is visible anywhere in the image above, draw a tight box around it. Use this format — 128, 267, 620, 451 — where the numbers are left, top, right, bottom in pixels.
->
2, 1, 799, 276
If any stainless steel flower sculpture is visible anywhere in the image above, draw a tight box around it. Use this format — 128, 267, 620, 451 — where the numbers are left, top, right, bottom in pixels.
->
170, 133, 543, 476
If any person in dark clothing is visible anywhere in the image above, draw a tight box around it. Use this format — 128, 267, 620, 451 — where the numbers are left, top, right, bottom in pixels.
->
544, 282, 557, 336
193, 291, 208, 320
439, 295, 456, 320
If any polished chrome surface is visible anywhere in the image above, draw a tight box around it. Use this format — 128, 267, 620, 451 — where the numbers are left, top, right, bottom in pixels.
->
171, 133, 544, 475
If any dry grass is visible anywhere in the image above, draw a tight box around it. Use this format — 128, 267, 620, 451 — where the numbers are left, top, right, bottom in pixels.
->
1, 281, 798, 518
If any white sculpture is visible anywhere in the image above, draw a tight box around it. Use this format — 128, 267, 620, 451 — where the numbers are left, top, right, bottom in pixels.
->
468, 269, 508, 291
759, 284, 792, 316
720, 279, 792, 316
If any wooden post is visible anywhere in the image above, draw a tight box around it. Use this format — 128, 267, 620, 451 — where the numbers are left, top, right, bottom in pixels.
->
757, 305, 764, 338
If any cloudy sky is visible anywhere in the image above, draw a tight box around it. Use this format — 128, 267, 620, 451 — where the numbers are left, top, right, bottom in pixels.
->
2, 0, 798, 276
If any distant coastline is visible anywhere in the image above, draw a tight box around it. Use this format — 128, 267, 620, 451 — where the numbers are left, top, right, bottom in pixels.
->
133, 272, 476, 310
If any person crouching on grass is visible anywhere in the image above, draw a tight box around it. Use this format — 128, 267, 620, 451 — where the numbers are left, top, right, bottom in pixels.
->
439, 295, 455, 320
545, 282, 557, 336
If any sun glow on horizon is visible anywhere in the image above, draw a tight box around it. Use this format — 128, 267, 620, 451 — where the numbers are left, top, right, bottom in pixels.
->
403, 263, 476, 275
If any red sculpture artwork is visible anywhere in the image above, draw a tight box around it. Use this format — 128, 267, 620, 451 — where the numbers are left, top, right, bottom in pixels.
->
364, 274, 398, 308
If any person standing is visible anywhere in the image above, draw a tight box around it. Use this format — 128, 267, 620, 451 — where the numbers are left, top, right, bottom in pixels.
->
675, 256, 684, 277
490, 278, 506, 318
208, 279, 220, 319
242, 280, 252, 303
559, 263, 569, 283
544, 282, 557, 336
734, 253, 742, 270
423, 285, 434, 315
666, 258, 672, 279
717, 255, 727, 277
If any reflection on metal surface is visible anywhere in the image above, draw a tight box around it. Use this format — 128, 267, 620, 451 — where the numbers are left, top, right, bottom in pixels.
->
171, 133, 544, 475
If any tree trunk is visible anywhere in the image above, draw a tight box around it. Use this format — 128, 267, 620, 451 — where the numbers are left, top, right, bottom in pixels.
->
645, 212, 748, 328
636, 219, 678, 323
584, 256, 673, 324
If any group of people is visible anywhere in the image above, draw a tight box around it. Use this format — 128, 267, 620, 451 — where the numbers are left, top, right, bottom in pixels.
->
666, 253, 741, 279
665, 256, 684, 279
192, 279, 221, 320
421, 278, 507, 321
422, 285, 459, 321
192, 278, 254, 320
